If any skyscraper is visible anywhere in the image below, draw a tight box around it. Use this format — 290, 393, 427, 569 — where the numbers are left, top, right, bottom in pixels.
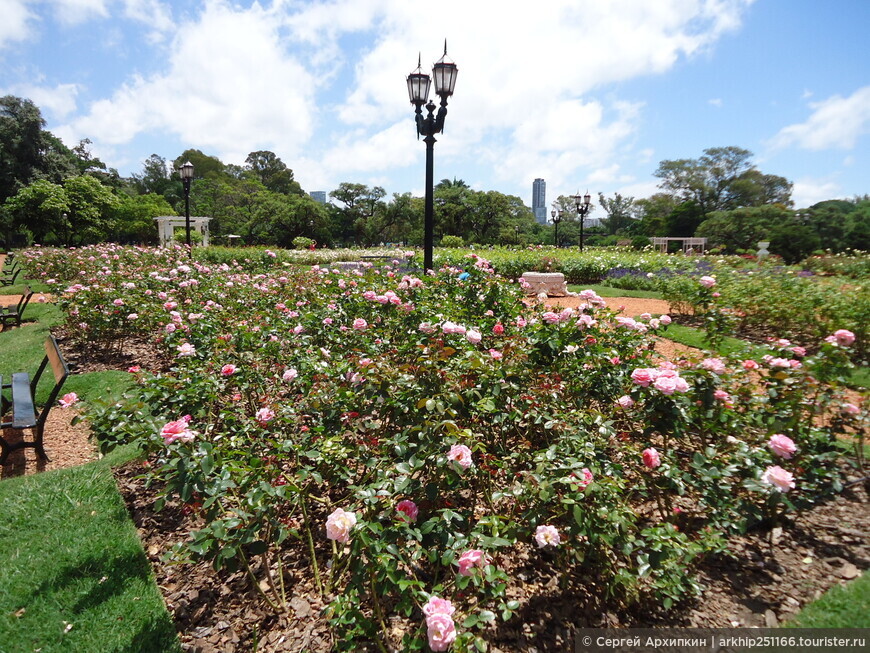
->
532, 178, 547, 225
310, 191, 327, 203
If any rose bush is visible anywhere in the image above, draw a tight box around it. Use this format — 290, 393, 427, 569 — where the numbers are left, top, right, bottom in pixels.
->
21, 244, 865, 651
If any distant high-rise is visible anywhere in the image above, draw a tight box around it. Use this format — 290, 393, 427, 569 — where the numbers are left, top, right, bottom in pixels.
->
310, 191, 327, 203
532, 178, 547, 225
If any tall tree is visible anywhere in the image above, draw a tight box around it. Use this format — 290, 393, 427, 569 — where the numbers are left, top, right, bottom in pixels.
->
597, 192, 636, 235
131, 154, 172, 196
244, 150, 302, 195
173, 149, 225, 180
329, 183, 387, 245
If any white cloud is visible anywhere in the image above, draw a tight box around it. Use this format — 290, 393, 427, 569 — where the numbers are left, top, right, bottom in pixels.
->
52, 0, 754, 194
708, 98, 722, 107
791, 178, 842, 209
0, 0, 37, 49
50, 0, 109, 25
60, 1, 317, 165
770, 86, 870, 151
6, 82, 80, 119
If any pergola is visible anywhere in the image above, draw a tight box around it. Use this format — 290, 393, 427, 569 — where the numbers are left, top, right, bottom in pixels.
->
154, 216, 212, 247
650, 237, 707, 253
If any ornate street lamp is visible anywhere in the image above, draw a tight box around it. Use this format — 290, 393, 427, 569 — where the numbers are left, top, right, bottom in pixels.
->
550, 206, 563, 247
180, 161, 195, 256
407, 41, 458, 271
573, 191, 593, 251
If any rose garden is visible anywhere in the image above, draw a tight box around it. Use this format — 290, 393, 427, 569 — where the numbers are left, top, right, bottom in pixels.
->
2, 244, 868, 651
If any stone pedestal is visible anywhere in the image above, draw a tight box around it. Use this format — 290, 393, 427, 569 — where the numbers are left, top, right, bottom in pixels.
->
521, 272, 569, 297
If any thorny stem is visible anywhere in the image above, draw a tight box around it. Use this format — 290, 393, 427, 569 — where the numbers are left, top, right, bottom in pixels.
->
239, 548, 282, 612
369, 569, 391, 653
299, 488, 324, 597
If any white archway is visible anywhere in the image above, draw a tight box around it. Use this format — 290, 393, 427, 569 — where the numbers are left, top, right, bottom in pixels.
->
154, 216, 212, 247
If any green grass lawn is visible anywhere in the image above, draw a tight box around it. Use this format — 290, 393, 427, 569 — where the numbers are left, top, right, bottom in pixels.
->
785, 570, 870, 628
0, 281, 179, 652
0, 458, 180, 652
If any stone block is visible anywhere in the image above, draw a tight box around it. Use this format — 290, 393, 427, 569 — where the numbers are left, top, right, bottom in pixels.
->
521, 272, 569, 297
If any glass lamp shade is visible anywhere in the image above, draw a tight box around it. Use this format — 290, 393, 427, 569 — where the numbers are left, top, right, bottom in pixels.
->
180, 161, 195, 180
584, 192, 592, 206
433, 55, 458, 97
407, 70, 431, 104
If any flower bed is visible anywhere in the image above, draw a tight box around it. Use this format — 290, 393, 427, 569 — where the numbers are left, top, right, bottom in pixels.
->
21, 244, 867, 651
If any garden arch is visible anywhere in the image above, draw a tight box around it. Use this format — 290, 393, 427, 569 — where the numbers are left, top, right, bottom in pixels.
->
650, 237, 707, 253
154, 216, 212, 247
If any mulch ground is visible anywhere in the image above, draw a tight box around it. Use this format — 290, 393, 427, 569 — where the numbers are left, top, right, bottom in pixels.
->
3, 293, 868, 651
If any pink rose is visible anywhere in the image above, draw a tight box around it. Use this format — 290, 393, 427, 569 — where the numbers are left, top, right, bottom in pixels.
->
255, 407, 276, 426
352, 318, 368, 331
659, 314, 672, 325
160, 416, 195, 445
742, 359, 760, 370
220, 364, 237, 376
396, 500, 419, 523
423, 596, 456, 618
534, 524, 561, 548
700, 358, 726, 374
58, 392, 78, 407
761, 465, 796, 492
176, 342, 196, 357
653, 375, 678, 395
617, 395, 635, 409
768, 434, 797, 459
642, 447, 661, 469
426, 613, 457, 652
631, 368, 657, 387
282, 368, 298, 382
841, 403, 860, 416
492, 323, 505, 335
457, 549, 488, 576
575, 467, 594, 490
713, 389, 731, 403
699, 276, 716, 288
831, 329, 856, 346
447, 444, 473, 470
489, 349, 502, 360
466, 329, 482, 345
325, 508, 357, 543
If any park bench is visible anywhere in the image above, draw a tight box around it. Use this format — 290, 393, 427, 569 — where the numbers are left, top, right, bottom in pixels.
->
0, 336, 70, 464
0, 265, 21, 286
0, 286, 33, 329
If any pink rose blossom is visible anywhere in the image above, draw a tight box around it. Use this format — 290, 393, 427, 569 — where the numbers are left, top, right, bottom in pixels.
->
713, 389, 731, 403
642, 447, 661, 469
457, 549, 488, 576
352, 318, 368, 331
575, 467, 594, 490
768, 434, 797, 459
534, 524, 561, 548
220, 364, 237, 376
176, 342, 196, 357
396, 500, 419, 523
700, 358, 727, 374
631, 368, 657, 387
423, 596, 456, 618
58, 392, 78, 407
654, 375, 678, 395
617, 395, 635, 409
489, 348, 502, 359
325, 508, 357, 543
466, 329, 482, 345
841, 403, 860, 416
791, 346, 806, 357
761, 465, 796, 492
447, 444, 473, 470
492, 323, 505, 335
282, 368, 298, 382
699, 276, 716, 288
742, 359, 760, 370
255, 407, 276, 426
113, 298, 124, 306
426, 613, 457, 652
160, 416, 195, 444
659, 314, 672, 325
831, 329, 856, 346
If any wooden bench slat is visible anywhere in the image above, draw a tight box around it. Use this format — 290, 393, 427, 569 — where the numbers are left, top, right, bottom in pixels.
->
10, 372, 37, 428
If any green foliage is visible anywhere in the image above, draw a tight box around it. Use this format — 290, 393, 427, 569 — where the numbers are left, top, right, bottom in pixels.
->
785, 571, 870, 628
28, 243, 863, 650
769, 222, 821, 264
440, 234, 464, 247
292, 236, 316, 249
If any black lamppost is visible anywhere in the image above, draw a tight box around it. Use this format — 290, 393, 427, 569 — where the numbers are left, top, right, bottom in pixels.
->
550, 206, 563, 247
407, 42, 458, 272
573, 191, 593, 251
180, 161, 194, 256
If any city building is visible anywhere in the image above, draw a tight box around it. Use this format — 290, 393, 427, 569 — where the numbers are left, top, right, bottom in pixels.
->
532, 178, 547, 225
310, 191, 327, 203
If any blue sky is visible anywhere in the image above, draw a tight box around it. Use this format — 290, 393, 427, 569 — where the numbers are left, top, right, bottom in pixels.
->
2, 0, 869, 211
